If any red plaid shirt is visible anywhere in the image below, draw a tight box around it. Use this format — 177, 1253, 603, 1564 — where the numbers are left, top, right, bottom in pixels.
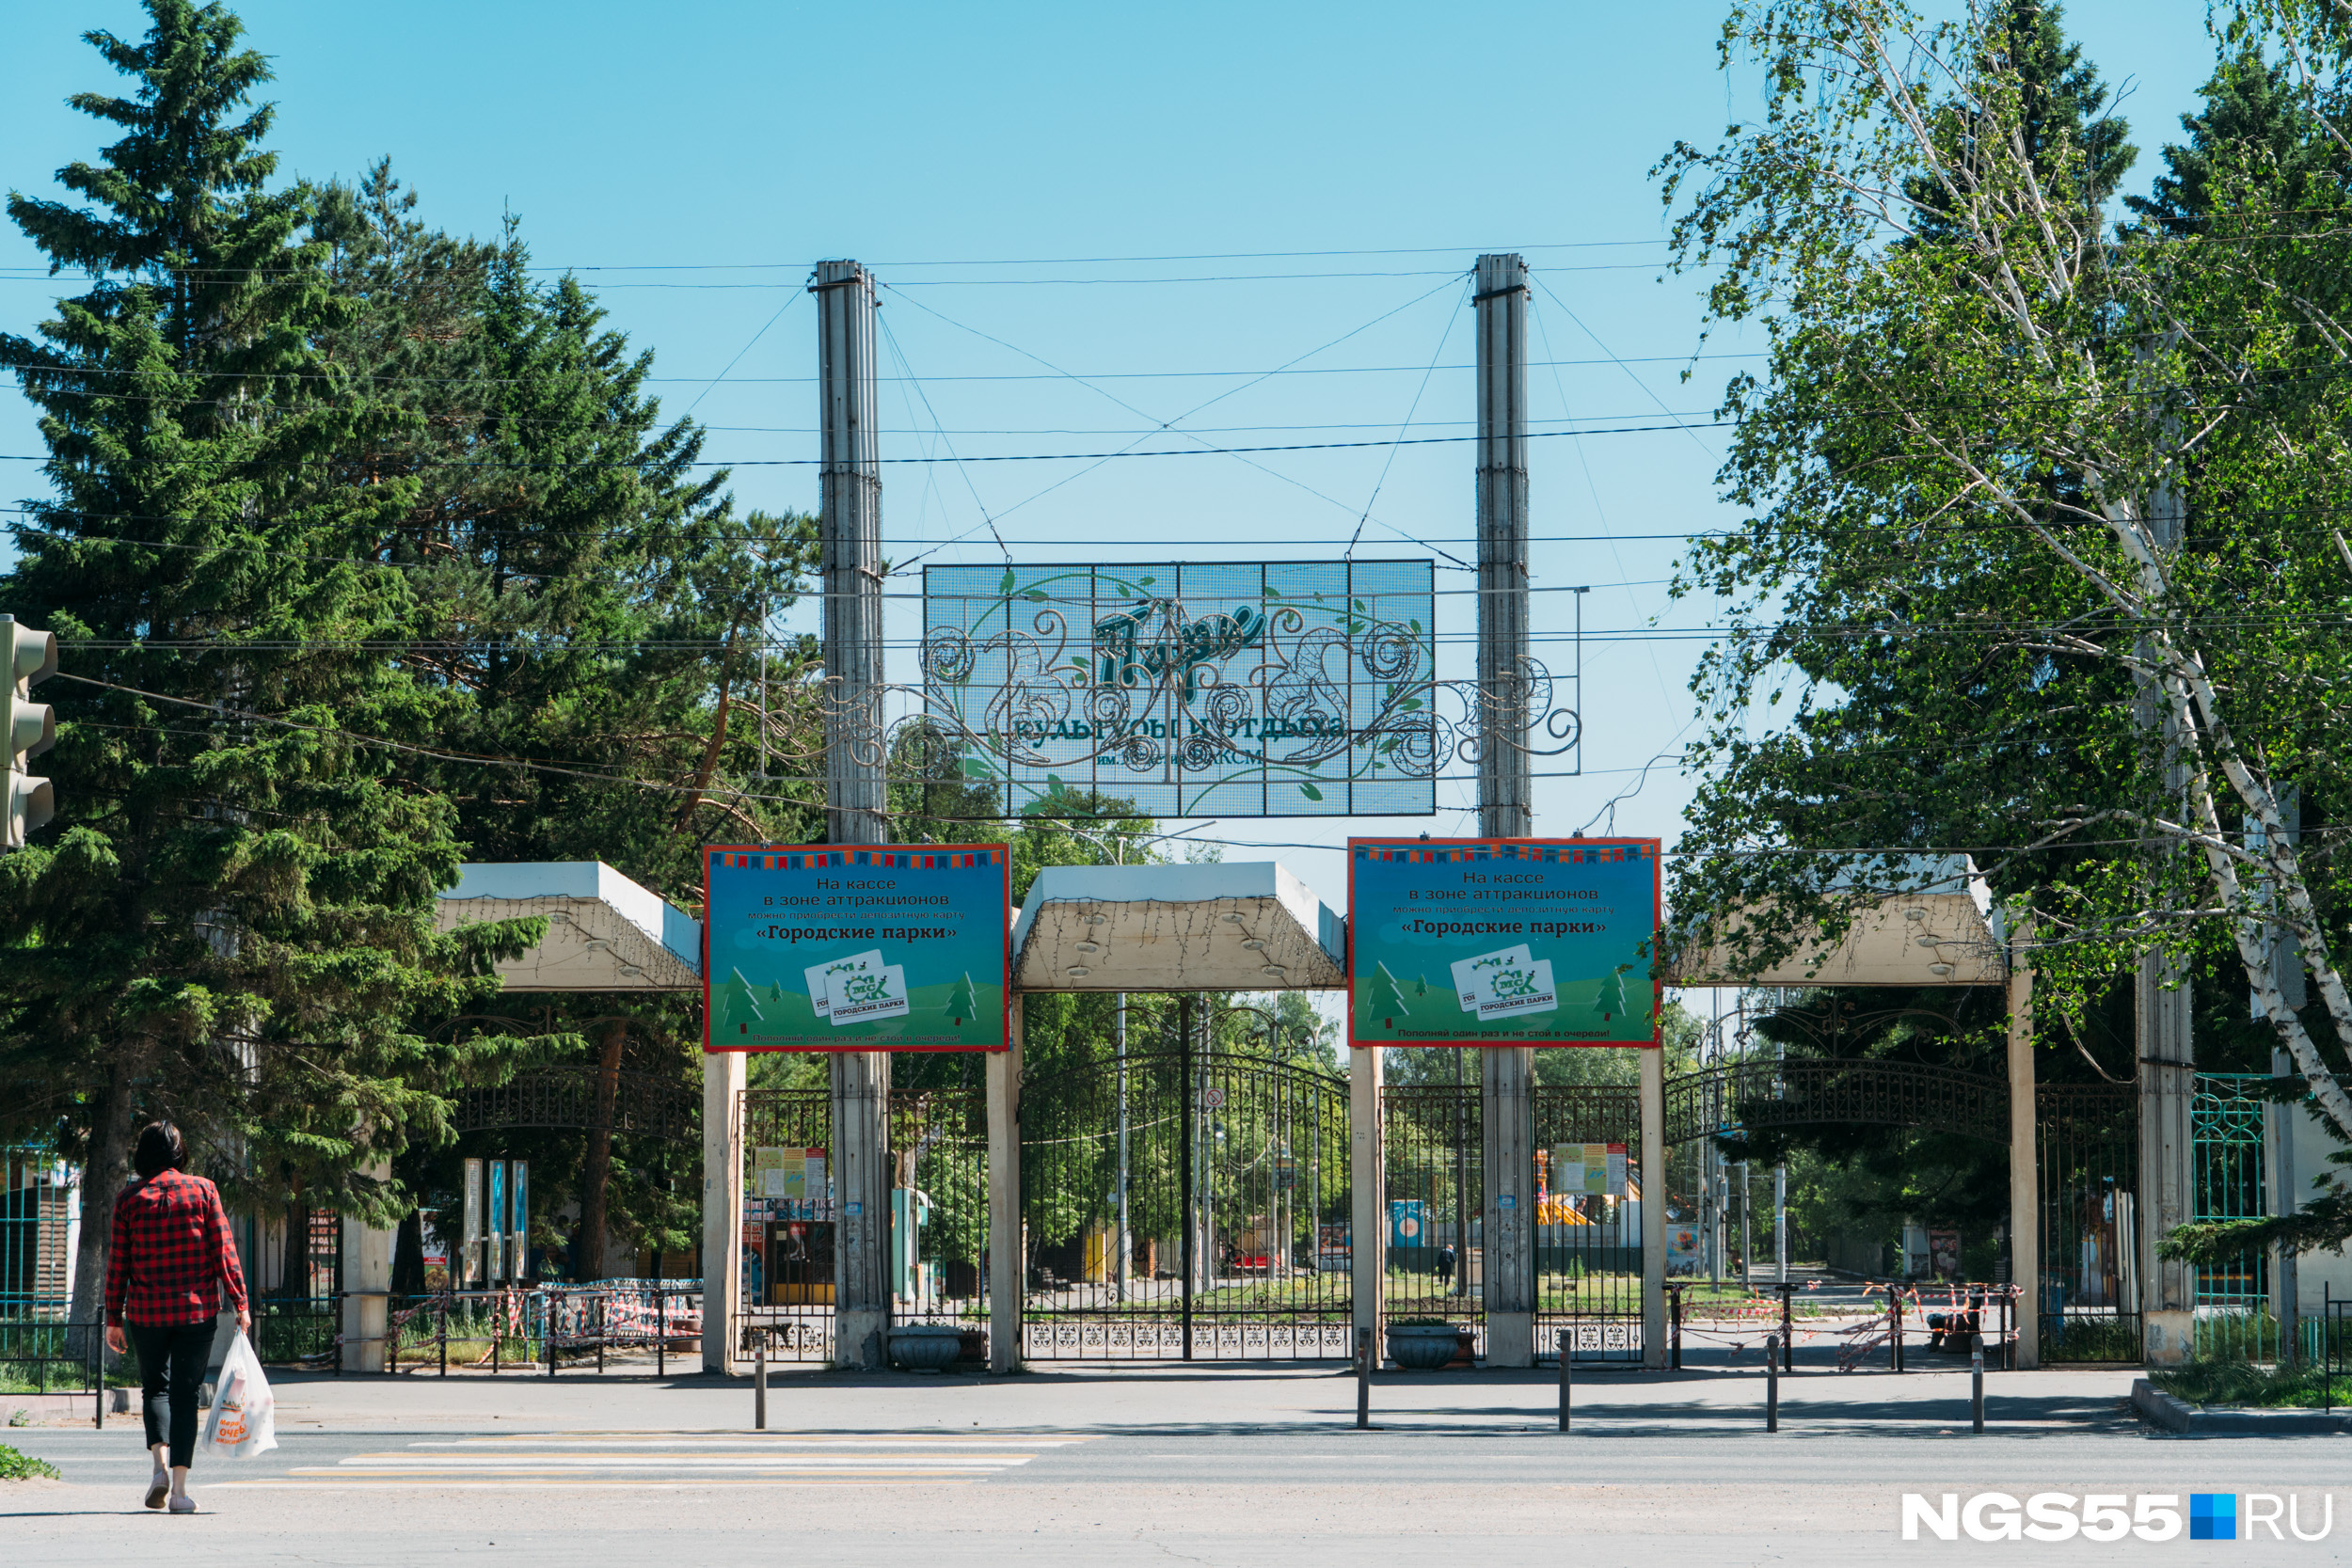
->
105, 1170, 249, 1327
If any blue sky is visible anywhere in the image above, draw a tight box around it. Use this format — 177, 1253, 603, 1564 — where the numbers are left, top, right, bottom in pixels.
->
0, 0, 2223, 927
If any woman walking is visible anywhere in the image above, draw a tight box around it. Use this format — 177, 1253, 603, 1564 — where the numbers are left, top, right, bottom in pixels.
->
104, 1121, 250, 1513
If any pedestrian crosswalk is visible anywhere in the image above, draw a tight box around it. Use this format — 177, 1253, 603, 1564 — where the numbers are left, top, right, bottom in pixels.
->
214, 1432, 1095, 1488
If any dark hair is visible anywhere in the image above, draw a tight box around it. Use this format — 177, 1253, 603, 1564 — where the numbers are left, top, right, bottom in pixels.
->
132, 1121, 185, 1181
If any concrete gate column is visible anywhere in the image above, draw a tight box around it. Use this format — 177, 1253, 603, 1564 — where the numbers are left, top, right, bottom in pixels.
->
1641, 1047, 1667, 1370
987, 998, 1024, 1373
701, 1048, 745, 1374
832, 1052, 892, 1369
1482, 1047, 1535, 1367
2007, 937, 2041, 1369
340, 1159, 392, 1373
1350, 1044, 1385, 1362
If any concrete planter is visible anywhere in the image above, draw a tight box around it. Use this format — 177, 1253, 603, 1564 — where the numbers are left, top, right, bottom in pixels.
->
1388, 1325, 1459, 1370
888, 1325, 966, 1373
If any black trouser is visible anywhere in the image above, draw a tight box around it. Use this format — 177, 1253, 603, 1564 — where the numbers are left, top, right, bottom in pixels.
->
131, 1320, 215, 1468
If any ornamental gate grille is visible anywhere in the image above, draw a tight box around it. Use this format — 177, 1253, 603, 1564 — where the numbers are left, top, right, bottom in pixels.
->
1533, 1085, 1644, 1363
1020, 1047, 1352, 1360
1381, 1082, 1486, 1357
2190, 1074, 2272, 1362
2037, 1084, 2140, 1363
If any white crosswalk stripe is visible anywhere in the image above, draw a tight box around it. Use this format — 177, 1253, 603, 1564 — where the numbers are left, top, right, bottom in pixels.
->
214, 1433, 1095, 1488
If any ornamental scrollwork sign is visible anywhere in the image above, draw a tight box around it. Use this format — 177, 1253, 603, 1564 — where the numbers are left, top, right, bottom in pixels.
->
903, 561, 1579, 818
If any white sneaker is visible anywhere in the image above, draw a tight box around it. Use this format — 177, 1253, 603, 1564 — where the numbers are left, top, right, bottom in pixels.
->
144, 1467, 168, 1510
167, 1494, 199, 1514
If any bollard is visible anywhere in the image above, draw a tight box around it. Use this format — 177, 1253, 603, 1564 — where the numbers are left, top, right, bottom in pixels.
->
1766, 1332, 1780, 1432
1669, 1284, 1683, 1370
1356, 1327, 1372, 1430
1557, 1329, 1573, 1433
1889, 1291, 1904, 1373
1971, 1333, 1984, 1433
755, 1332, 769, 1431
1780, 1285, 1794, 1371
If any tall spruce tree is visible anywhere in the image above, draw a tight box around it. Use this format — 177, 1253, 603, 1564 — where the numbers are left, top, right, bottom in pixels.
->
0, 0, 533, 1337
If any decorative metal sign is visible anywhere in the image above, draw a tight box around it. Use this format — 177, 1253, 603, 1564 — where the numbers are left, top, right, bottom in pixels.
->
919, 560, 1577, 817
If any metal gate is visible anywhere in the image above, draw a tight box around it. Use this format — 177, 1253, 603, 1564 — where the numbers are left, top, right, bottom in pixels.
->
1381, 1082, 1485, 1356
2191, 1074, 2273, 1361
1021, 1047, 1351, 1360
1534, 1085, 1643, 1362
889, 1085, 990, 1349
740, 1087, 834, 1361
2037, 1083, 2140, 1362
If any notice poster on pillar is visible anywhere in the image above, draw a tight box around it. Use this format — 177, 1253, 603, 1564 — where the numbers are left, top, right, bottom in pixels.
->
702, 843, 1011, 1052
1346, 836, 1661, 1047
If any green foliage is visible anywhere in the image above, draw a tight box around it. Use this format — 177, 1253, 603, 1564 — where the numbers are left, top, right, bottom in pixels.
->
1657, 0, 2352, 1254
0, 1445, 61, 1481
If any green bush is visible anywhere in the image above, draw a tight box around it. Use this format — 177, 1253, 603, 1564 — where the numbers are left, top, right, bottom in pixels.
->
0, 1445, 61, 1481
2152, 1361, 2352, 1410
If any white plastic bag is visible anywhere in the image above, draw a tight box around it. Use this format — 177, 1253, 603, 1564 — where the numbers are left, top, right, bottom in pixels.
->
201, 1331, 278, 1459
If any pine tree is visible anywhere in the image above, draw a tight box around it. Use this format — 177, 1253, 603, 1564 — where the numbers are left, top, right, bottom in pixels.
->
946, 972, 977, 1025
0, 0, 532, 1345
1367, 963, 1410, 1028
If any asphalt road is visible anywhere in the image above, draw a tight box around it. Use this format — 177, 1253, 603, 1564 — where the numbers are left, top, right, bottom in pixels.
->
8, 1408, 2351, 1565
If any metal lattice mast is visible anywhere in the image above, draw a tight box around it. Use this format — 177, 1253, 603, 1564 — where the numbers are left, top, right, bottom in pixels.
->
1474, 253, 1531, 839
813, 259, 892, 1369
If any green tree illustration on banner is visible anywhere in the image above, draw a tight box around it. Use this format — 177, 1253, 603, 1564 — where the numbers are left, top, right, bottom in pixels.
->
1369, 964, 1411, 1028
718, 971, 764, 1037
946, 973, 977, 1026
1594, 967, 1633, 1024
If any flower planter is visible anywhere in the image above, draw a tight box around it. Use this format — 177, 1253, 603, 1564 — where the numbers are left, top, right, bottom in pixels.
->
1387, 1324, 1460, 1370
888, 1325, 966, 1373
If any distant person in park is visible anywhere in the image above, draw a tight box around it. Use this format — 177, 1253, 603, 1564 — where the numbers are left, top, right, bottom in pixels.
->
1436, 1243, 1456, 1291
105, 1120, 250, 1513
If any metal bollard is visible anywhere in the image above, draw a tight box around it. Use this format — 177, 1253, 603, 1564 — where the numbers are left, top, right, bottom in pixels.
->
1557, 1329, 1573, 1433
1356, 1327, 1372, 1430
1766, 1332, 1780, 1432
755, 1332, 769, 1431
1971, 1332, 1984, 1433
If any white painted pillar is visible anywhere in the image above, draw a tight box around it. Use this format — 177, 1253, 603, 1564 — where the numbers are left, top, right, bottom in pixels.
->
2007, 938, 2041, 1369
701, 1049, 746, 1374
987, 1000, 1025, 1373
1482, 1046, 1534, 1367
341, 1160, 392, 1373
1641, 1047, 1667, 1370
1350, 1044, 1385, 1361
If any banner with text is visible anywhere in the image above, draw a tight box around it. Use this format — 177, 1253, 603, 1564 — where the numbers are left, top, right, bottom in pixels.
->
703, 843, 1010, 1052
1346, 836, 1661, 1048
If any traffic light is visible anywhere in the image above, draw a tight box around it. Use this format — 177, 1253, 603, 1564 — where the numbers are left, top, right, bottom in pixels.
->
2, 614, 57, 848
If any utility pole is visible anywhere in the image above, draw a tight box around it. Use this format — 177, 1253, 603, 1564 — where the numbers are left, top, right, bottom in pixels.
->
2135, 465, 2195, 1367
814, 259, 892, 1370
1473, 252, 1536, 1366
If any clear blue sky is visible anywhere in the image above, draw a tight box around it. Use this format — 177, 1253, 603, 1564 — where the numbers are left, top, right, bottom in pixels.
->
0, 0, 2221, 920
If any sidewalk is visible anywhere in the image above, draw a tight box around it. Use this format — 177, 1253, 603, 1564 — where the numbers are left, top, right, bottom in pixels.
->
226, 1359, 2142, 1437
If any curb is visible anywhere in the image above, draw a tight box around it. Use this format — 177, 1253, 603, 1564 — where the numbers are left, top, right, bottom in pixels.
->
2131, 1378, 2351, 1436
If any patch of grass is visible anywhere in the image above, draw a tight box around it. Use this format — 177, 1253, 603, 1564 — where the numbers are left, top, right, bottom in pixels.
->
2152, 1361, 2352, 1410
0, 1445, 61, 1481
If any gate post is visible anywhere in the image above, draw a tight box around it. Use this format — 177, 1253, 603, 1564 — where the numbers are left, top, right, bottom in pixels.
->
987, 997, 1024, 1373
701, 1049, 745, 1374
340, 1158, 393, 1374
1483, 1047, 1535, 1367
1350, 1043, 1385, 1364
1641, 1046, 1667, 1370
2007, 933, 2040, 1370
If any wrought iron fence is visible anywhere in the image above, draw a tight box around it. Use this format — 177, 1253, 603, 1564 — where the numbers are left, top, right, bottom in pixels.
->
2190, 1074, 2276, 1363
889, 1087, 989, 1354
1022, 1046, 1352, 1360
1532, 1085, 1643, 1363
454, 1068, 698, 1144
1382, 1080, 1484, 1359
2037, 1083, 2141, 1362
1667, 1058, 2008, 1148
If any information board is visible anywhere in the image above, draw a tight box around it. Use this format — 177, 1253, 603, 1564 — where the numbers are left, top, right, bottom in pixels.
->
703, 843, 1010, 1052
1551, 1142, 1628, 1197
1347, 837, 1661, 1047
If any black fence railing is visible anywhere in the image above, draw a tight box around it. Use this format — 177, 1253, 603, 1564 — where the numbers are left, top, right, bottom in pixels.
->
0, 1311, 109, 1412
